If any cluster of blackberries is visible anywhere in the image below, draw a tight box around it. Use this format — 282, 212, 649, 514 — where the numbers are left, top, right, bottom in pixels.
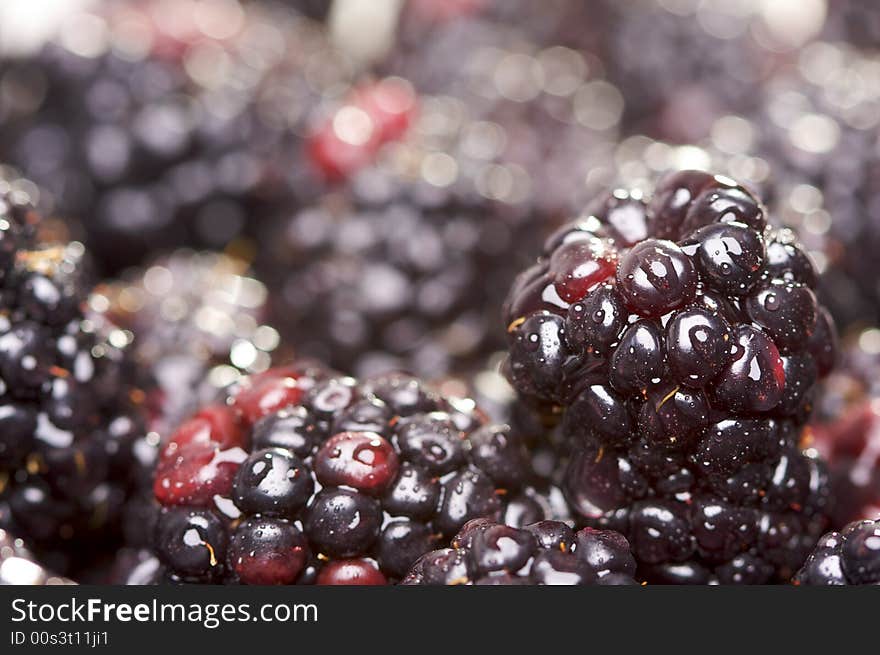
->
503, 170, 836, 583
4, 0, 880, 588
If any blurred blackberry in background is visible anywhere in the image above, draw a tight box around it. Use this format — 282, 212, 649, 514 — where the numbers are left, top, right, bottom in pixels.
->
266, 15, 627, 378
402, 518, 638, 585
384, 3, 623, 217
502, 172, 836, 582
742, 41, 880, 329
822, 0, 880, 47
258, 164, 537, 378
794, 518, 880, 585
0, 0, 351, 273
0, 169, 153, 577
597, 0, 825, 143
810, 327, 880, 528
91, 250, 280, 436
391, 0, 610, 90
87, 249, 282, 561
136, 363, 562, 584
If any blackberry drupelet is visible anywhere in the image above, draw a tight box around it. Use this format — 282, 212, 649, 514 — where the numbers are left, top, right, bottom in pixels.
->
503, 171, 836, 583
402, 518, 638, 585
141, 363, 559, 584
0, 171, 152, 576
794, 519, 880, 585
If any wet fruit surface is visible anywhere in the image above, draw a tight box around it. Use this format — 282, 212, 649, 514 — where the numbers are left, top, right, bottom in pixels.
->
403, 518, 637, 585
503, 174, 836, 583
143, 364, 563, 584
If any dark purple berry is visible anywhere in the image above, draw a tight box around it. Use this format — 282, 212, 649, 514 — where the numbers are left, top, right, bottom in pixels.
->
232, 448, 313, 518
229, 518, 308, 585
565, 283, 626, 355
305, 489, 382, 559
564, 383, 634, 447
506, 312, 571, 402
155, 508, 227, 582
648, 169, 721, 240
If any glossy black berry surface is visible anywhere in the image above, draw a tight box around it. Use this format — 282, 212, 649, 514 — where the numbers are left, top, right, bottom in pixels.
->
794, 519, 880, 585
141, 363, 561, 585
503, 172, 837, 582
402, 518, 638, 585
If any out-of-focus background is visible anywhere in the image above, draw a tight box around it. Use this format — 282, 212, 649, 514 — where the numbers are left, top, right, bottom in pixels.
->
1, 0, 880, 585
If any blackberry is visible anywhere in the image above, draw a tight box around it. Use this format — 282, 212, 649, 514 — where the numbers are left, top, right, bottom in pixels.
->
0, 171, 152, 576
259, 164, 537, 378
794, 519, 880, 585
402, 518, 638, 585
383, 11, 622, 218
139, 363, 559, 584
503, 172, 836, 582
393, 0, 609, 63
86, 250, 281, 557
0, 0, 348, 272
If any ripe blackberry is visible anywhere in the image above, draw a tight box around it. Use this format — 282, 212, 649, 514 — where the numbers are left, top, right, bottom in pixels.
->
141, 363, 559, 584
394, 0, 608, 62
384, 9, 622, 218
0, 171, 152, 576
794, 519, 880, 585
503, 172, 836, 583
402, 518, 637, 585
0, 0, 348, 272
